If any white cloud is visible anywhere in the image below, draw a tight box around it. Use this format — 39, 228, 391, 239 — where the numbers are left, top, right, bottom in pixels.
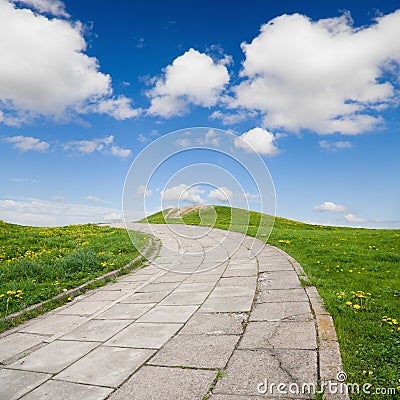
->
137, 185, 152, 197
314, 201, 347, 212
63, 135, 131, 158
231, 11, 400, 134
83, 196, 103, 203
3, 135, 49, 152
147, 48, 230, 117
10, 177, 40, 183
103, 212, 122, 222
234, 127, 279, 156
208, 187, 233, 203
210, 110, 257, 125
244, 192, 261, 202
319, 140, 352, 151
175, 138, 192, 147
11, 0, 69, 17
0, 1, 139, 125
0, 197, 130, 226
344, 213, 365, 223
161, 184, 205, 204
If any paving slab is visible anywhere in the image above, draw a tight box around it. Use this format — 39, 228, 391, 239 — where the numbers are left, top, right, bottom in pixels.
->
214, 349, 317, 398
256, 288, 308, 303
60, 319, 132, 342
158, 291, 209, 305
249, 301, 313, 322
96, 302, 155, 320
105, 322, 182, 349
0, 333, 45, 363
180, 312, 247, 335
57, 300, 113, 316
201, 296, 253, 312
56, 346, 154, 387
239, 321, 317, 350
84, 290, 128, 302
20, 380, 113, 400
149, 333, 239, 369
0, 369, 51, 400
9, 340, 98, 373
120, 290, 170, 303
108, 365, 216, 400
136, 305, 198, 323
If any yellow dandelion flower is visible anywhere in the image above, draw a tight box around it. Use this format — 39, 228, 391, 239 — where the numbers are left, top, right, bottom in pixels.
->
346, 301, 353, 306
353, 304, 361, 310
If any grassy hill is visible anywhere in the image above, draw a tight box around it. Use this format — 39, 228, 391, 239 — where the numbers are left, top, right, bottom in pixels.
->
144, 206, 400, 398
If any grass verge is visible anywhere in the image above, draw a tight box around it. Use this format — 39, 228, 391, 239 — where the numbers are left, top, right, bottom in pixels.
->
144, 206, 400, 399
0, 220, 149, 332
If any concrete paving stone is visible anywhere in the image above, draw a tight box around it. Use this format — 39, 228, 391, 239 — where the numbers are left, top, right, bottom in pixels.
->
184, 274, 222, 283
149, 333, 239, 369
117, 273, 154, 282
138, 282, 180, 292
19, 314, 87, 336
20, 379, 113, 400
319, 340, 344, 383
136, 305, 198, 323
108, 365, 215, 400
84, 290, 128, 302
105, 322, 182, 349
10, 340, 98, 373
201, 296, 253, 313
60, 319, 132, 342
260, 271, 302, 290
56, 346, 154, 388
211, 286, 255, 298
256, 289, 308, 304
96, 302, 155, 320
159, 291, 209, 305
120, 291, 169, 303
214, 349, 317, 398
250, 302, 313, 322
227, 260, 257, 269
222, 268, 258, 277
0, 369, 51, 400
239, 321, 317, 350
316, 314, 337, 341
0, 333, 45, 362
258, 261, 293, 273
57, 300, 113, 316
152, 274, 188, 283
217, 276, 257, 288
180, 312, 247, 335
173, 282, 216, 293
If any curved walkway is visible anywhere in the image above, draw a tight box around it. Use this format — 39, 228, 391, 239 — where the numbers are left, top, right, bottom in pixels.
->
0, 224, 346, 400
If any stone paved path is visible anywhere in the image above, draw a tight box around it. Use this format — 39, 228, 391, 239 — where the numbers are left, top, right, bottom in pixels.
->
0, 224, 345, 400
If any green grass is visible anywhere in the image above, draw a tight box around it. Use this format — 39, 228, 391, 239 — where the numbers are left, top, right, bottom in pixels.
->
144, 206, 400, 399
0, 220, 149, 327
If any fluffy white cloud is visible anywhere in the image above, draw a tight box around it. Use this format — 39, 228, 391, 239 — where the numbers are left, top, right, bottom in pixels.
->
63, 135, 131, 158
0, 1, 138, 125
314, 201, 346, 212
210, 110, 258, 125
11, 0, 69, 17
344, 213, 365, 223
234, 127, 279, 156
0, 197, 128, 226
3, 135, 49, 152
148, 48, 230, 117
208, 187, 233, 203
161, 184, 205, 204
231, 11, 400, 134
319, 140, 352, 151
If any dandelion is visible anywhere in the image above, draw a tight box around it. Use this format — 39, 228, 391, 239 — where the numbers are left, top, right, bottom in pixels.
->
353, 304, 361, 310
346, 301, 353, 306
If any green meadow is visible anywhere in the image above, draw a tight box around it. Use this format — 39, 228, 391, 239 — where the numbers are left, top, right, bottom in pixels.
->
0, 220, 148, 330
145, 206, 400, 399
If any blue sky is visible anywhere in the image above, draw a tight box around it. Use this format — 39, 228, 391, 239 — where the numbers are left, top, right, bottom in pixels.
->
0, 0, 399, 227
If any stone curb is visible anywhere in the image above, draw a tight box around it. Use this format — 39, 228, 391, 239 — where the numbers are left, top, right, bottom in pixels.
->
2, 234, 160, 325
305, 287, 350, 400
